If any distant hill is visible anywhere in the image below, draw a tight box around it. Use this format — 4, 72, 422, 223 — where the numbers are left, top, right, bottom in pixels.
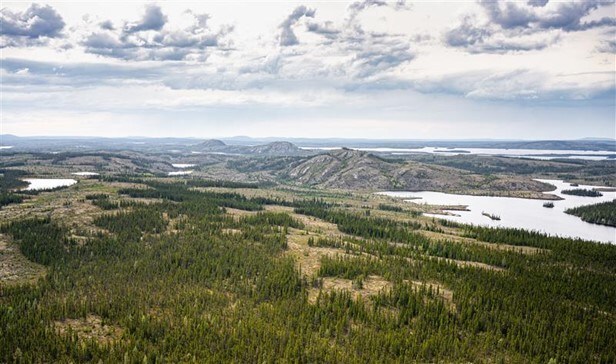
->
2, 135, 614, 154
249, 142, 301, 155
197, 139, 227, 149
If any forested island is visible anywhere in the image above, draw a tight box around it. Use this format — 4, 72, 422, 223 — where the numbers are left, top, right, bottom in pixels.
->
566, 200, 616, 227
561, 188, 603, 197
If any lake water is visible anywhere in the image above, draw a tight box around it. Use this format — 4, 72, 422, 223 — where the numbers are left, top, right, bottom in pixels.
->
379, 179, 616, 244
172, 164, 195, 168
168, 170, 193, 176
302, 147, 615, 161
72, 172, 99, 176
22, 178, 77, 191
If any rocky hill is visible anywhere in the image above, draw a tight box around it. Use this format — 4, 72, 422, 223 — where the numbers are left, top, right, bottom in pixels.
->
283, 149, 552, 195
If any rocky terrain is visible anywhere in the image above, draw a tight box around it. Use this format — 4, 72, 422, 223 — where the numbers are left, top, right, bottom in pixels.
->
282, 148, 553, 196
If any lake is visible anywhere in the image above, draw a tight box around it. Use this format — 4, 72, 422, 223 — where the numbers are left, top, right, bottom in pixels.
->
168, 170, 193, 176
72, 172, 99, 176
22, 178, 77, 191
379, 179, 616, 244
172, 164, 195, 168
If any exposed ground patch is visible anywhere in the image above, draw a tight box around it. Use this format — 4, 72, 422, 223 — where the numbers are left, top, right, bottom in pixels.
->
55, 315, 124, 345
308, 275, 392, 304
0, 234, 45, 286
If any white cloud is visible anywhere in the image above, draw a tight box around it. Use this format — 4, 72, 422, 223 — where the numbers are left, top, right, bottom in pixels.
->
0, 1, 614, 138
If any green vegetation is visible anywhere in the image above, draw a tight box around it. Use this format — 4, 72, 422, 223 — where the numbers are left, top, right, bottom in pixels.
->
0, 180, 615, 363
377, 203, 422, 217
566, 200, 616, 227
184, 179, 260, 189
561, 188, 603, 197
377, 203, 403, 212
0, 192, 24, 208
0, 169, 28, 208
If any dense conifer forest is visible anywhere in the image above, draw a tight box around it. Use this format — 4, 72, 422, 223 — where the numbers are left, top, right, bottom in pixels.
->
561, 188, 603, 197
0, 178, 615, 363
565, 200, 616, 227
0, 170, 28, 207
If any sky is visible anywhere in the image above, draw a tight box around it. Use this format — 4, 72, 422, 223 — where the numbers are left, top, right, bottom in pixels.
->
0, 0, 615, 140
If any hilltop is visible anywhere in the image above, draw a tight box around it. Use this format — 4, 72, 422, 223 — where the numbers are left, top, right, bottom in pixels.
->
283, 149, 553, 196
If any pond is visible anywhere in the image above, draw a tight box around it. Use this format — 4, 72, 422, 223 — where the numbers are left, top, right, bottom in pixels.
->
22, 179, 77, 191
379, 179, 616, 244
168, 171, 193, 176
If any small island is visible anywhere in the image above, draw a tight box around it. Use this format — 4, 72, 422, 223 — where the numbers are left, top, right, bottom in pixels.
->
561, 188, 603, 197
482, 211, 501, 221
543, 202, 554, 208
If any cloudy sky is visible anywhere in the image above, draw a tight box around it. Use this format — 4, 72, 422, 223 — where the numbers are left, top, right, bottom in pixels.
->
1, 0, 614, 139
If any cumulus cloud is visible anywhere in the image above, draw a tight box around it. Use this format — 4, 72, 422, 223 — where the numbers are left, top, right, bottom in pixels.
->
100, 20, 115, 31
479, 0, 614, 32
446, 0, 616, 53
444, 15, 492, 48
124, 4, 167, 33
444, 14, 560, 54
305, 21, 340, 40
346, 0, 409, 23
295, 0, 414, 78
0, 3, 65, 47
0, 1, 612, 109
82, 6, 233, 61
279, 6, 316, 46
532, 1, 614, 31
347, 0, 387, 20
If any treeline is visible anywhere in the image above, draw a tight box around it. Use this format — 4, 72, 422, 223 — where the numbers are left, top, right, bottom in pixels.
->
462, 225, 616, 273
184, 179, 260, 189
294, 203, 424, 241
86, 193, 143, 210
0, 193, 24, 208
565, 200, 616, 227
94, 205, 169, 240
0, 217, 73, 265
294, 203, 522, 268
118, 182, 264, 211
